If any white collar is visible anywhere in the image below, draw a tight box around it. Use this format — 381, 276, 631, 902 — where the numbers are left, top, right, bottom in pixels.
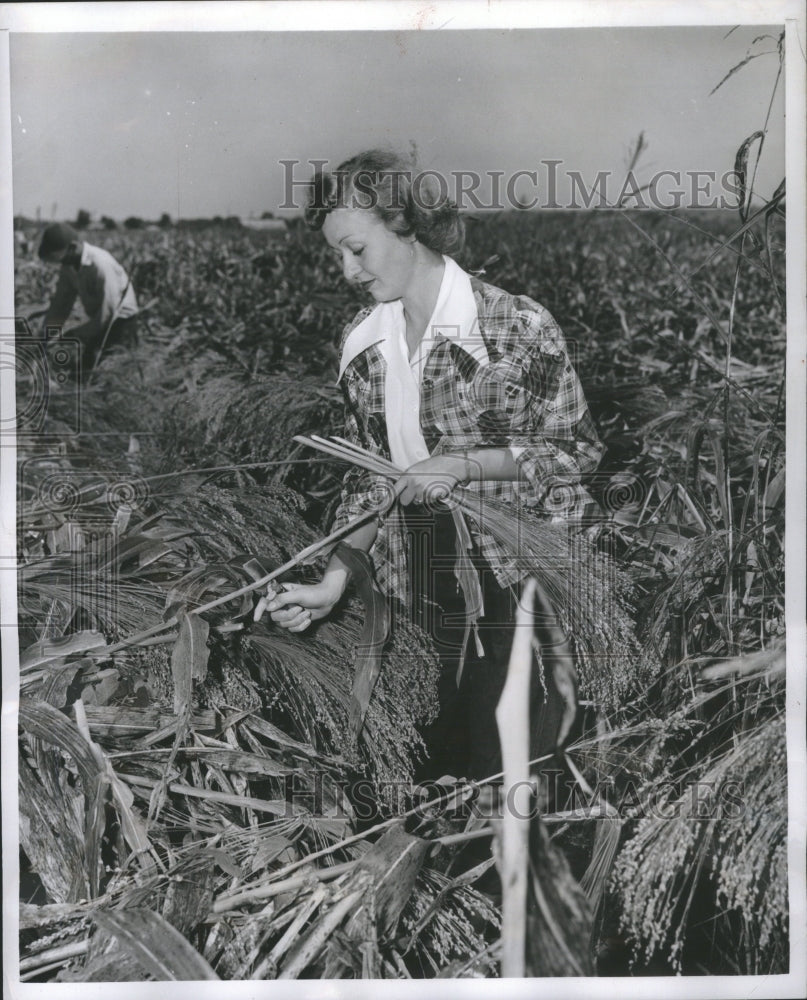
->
337, 255, 489, 382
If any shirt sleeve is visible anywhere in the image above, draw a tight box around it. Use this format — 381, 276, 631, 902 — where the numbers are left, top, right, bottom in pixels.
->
43, 268, 78, 329
330, 375, 393, 535
330, 312, 394, 535
490, 305, 604, 522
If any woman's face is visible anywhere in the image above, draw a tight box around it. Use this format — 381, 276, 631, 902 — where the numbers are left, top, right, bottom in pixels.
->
321, 207, 416, 303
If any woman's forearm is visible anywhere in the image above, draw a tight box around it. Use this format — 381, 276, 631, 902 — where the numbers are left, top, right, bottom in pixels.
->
444, 448, 523, 483
322, 516, 379, 590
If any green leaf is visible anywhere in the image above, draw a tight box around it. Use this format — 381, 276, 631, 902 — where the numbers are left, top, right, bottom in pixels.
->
165, 564, 252, 621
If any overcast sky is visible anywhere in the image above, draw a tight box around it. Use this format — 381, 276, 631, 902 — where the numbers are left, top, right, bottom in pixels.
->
9, 25, 785, 220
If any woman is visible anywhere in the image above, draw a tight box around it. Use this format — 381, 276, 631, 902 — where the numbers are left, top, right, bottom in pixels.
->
266, 149, 603, 783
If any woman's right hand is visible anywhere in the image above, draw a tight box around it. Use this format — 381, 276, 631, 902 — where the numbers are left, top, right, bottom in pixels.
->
254, 577, 346, 632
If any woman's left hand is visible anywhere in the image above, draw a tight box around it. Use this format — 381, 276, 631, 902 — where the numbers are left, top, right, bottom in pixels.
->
393, 454, 469, 506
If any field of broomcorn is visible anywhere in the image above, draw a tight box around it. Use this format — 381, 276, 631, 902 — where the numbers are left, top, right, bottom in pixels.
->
12, 145, 787, 977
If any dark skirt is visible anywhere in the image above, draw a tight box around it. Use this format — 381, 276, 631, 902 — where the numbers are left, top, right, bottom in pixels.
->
401, 505, 568, 785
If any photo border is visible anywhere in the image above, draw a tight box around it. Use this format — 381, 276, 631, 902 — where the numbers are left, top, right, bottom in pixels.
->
1, 3, 804, 999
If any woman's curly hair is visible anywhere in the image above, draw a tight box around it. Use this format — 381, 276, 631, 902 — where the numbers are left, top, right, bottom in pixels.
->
304, 148, 465, 256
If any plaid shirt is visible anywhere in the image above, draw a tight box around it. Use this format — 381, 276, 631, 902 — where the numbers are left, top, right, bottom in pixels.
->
332, 273, 604, 603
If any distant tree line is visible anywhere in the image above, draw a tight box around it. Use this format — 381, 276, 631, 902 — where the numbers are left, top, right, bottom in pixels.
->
13, 209, 297, 233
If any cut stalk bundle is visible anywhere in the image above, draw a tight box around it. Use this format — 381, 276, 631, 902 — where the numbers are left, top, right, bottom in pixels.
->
295, 435, 650, 709
612, 710, 787, 973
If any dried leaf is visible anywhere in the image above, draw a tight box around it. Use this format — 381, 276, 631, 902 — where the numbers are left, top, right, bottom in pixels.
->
202, 848, 245, 879
20, 701, 100, 786
350, 825, 430, 939
85, 773, 107, 897
631, 522, 701, 547
82, 704, 217, 738
178, 747, 295, 777
19, 901, 89, 932
733, 130, 764, 221
169, 782, 297, 817
163, 865, 216, 934
278, 888, 364, 979
73, 698, 153, 862
20, 631, 107, 672
93, 907, 220, 980
40, 661, 84, 709
19, 755, 88, 903
333, 542, 390, 738
171, 610, 210, 715
525, 816, 595, 977
94, 669, 121, 706
530, 578, 578, 751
